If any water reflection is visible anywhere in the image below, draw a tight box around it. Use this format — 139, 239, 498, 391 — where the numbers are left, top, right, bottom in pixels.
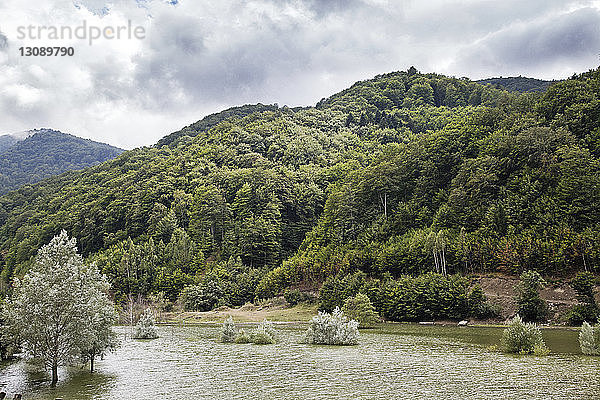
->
1, 324, 599, 400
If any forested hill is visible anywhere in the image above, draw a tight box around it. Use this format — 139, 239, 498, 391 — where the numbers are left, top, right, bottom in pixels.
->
477, 76, 556, 93
0, 67, 598, 308
0, 129, 124, 195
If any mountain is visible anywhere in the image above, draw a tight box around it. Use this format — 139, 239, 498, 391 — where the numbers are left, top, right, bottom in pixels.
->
0, 129, 124, 195
0, 135, 18, 153
477, 76, 556, 93
0, 67, 598, 309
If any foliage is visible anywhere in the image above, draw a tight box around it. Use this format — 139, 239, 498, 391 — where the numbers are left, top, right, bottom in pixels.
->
230, 319, 276, 344
0, 129, 123, 195
304, 308, 359, 345
221, 316, 237, 343
379, 273, 472, 321
1, 68, 600, 307
342, 293, 380, 327
579, 321, 600, 355
477, 77, 555, 93
283, 289, 316, 306
4, 231, 117, 385
501, 315, 549, 355
467, 285, 499, 319
133, 308, 159, 339
515, 271, 548, 322
566, 272, 599, 325
319, 271, 366, 312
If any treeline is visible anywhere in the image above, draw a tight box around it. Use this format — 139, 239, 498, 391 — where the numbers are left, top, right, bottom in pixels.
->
0, 67, 599, 308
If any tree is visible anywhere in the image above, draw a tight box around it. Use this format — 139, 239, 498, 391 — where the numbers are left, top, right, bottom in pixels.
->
515, 270, 548, 322
342, 293, 380, 328
5, 231, 117, 386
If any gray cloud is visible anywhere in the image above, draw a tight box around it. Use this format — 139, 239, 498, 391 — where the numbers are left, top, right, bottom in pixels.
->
1, 0, 599, 148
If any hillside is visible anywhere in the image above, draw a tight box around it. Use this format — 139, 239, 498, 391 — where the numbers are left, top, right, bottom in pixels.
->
0, 67, 599, 310
477, 76, 556, 93
0, 129, 124, 194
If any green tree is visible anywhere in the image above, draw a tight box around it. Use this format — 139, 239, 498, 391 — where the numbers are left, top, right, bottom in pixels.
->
515, 270, 548, 322
5, 231, 117, 386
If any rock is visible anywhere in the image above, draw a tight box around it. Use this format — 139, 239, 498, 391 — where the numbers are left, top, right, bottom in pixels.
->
458, 320, 469, 326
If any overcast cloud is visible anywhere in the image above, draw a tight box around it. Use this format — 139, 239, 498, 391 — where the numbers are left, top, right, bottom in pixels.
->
0, 0, 599, 148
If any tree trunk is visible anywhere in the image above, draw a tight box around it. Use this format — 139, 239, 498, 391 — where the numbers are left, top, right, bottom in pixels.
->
90, 353, 95, 373
51, 364, 58, 387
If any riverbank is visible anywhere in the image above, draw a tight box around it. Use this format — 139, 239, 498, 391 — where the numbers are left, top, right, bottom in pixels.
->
158, 274, 594, 326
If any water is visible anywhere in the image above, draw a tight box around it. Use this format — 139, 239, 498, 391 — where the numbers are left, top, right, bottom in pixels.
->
1, 324, 599, 399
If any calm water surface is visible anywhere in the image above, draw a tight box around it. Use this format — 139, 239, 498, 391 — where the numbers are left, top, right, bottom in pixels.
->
1, 324, 599, 399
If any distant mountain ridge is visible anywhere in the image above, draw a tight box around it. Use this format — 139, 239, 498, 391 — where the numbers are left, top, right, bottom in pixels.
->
477, 76, 558, 93
0, 129, 124, 194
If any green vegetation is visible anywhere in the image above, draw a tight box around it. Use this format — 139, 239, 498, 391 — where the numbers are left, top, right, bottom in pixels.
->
477, 77, 555, 93
133, 308, 159, 339
223, 318, 277, 344
515, 271, 548, 323
342, 293, 380, 328
501, 315, 549, 355
0, 129, 123, 195
221, 316, 237, 343
304, 308, 359, 345
3, 231, 117, 385
579, 321, 600, 355
283, 288, 316, 306
566, 272, 599, 325
1, 67, 599, 317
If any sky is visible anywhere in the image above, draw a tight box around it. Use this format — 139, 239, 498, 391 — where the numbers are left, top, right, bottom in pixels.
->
0, 0, 599, 149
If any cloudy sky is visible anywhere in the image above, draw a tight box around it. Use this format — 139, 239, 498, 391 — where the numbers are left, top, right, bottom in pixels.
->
0, 0, 599, 149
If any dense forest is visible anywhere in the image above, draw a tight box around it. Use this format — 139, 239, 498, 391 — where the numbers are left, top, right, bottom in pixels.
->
0, 129, 124, 194
476, 77, 556, 93
0, 67, 598, 309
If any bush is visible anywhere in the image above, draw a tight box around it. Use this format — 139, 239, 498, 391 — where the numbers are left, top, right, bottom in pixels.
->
468, 285, 501, 319
567, 272, 599, 325
501, 315, 548, 355
228, 319, 276, 344
379, 273, 470, 321
221, 316, 236, 343
304, 308, 359, 345
283, 289, 316, 306
579, 321, 600, 355
318, 271, 366, 312
234, 328, 252, 344
179, 283, 223, 312
342, 293, 380, 328
566, 304, 599, 326
515, 270, 548, 322
133, 308, 159, 339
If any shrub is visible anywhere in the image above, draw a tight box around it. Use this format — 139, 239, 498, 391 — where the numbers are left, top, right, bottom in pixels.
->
566, 304, 600, 326
318, 271, 366, 312
515, 270, 548, 322
468, 285, 501, 319
501, 315, 548, 355
133, 308, 159, 339
567, 272, 599, 325
250, 319, 277, 344
234, 328, 252, 344
283, 289, 316, 306
579, 321, 600, 355
179, 282, 223, 312
379, 273, 470, 321
304, 308, 359, 345
342, 293, 380, 328
221, 316, 237, 343
228, 319, 276, 344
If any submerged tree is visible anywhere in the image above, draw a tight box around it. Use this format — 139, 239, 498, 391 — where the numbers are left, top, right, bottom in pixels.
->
579, 321, 600, 355
5, 231, 117, 386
